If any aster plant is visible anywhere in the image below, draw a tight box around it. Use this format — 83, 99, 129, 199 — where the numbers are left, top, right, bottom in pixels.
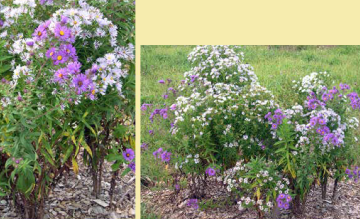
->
142, 46, 360, 218
0, 0, 134, 218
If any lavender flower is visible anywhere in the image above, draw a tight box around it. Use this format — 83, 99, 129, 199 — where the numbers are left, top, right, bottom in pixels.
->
276, 193, 292, 209
187, 199, 199, 209
128, 162, 135, 172
153, 148, 163, 159
161, 151, 171, 162
32, 23, 48, 41
52, 50, 68, 65
73, 74, 90, 94
54, 23, 72, 41
141, 103, 152, 111
123, 148, 135, 161
54, 68, 69, 83
205, 167, 216, 176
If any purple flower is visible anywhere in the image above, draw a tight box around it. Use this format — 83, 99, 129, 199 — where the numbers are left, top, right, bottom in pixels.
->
170, 104, 177, 111
32, 23, 48, 41
310, 117, 318, 126
123, 148, 135, 161
265, 112, 272, 121
141, 143, 148, 150
190, 75, 198, 83
141, 103, 152, 111
61, 44, 77, 59
162, 94, 168, 99
54, 23, 72, 41
0, 19, 3, 28
17, 93, 23, 101
39, 0, 53, 4
149, 130, 154, 135
322, 93, 330, 102
61, 15, 68, 24
161, 151, 171, 162
52, 50, 68, 65
67, 62, 81, 74
318, 117, 326, 125
128, 162, 135, 172
54, 68, 69, 83
175, 184, 180, 191
205, 167, 216, 176
340, 83, 350, 90
26, 41, 34, 47
187, 199, 199, 210
271, 123, 278, 130
46, 47, 57, 59
158, 80, 165, 84
277, 194, 292, 210
72, 74, 91, 94
168, 87, 176, 94
307, 98, 320, 110
329, 88, 338, 94
153, 148, 163, 159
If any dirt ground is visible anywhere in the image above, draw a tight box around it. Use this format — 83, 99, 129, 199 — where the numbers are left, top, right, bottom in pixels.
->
142, 178, 360, 219
0, 160, 135, 219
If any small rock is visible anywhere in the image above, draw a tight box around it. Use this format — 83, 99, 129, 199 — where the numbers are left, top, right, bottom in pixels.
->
92, 199, 110, 207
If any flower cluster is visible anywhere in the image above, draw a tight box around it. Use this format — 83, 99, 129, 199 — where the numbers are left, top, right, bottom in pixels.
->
142, 46, 360, 215
345, 167, 360, 182
265, 109, 286, 130
205, 167, 216, 176
276, 193, 292, 209
222, 159, 291, 213
0, 0, 134, 110
153, 148, 171, 163
122, 148, 135, 172
187, 199, 199, 210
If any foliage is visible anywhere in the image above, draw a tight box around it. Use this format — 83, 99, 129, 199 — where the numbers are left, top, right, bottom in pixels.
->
0, 0, 134, 218
141, 45, 360, 218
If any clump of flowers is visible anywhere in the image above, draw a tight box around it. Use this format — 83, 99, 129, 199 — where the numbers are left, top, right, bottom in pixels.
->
0, 1, 135, 218
276, 193, 292, 209
142, 45, 360, 218
187, 199, 199, 210
223, 158, 291, 214
345, 167, 360, 182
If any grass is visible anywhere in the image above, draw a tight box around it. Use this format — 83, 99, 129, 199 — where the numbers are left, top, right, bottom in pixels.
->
141, 203, 162, 219
141, 45, 360, 106
140, 45, 360, 215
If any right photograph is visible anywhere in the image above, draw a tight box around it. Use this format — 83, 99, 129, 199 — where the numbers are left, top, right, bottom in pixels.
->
140, 45, 360, 219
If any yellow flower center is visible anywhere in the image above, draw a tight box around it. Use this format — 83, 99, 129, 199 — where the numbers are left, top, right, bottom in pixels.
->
103, 78, 106, 81
57, 55, 62, 61
78, 81, 83, 86
58, 73, 63, 78
66, 49, 70, 53
50, 52, 54, 56
60, 30, 65, 36
38, 31, 42, 36
92, 90, 96, 95
99, 68, 102, 71
126, 153, 130, 157
74, 21, 77, 25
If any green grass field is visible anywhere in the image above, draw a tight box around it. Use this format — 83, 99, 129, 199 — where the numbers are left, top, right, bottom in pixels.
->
141, 45, 360, 105
140, 45, 360, 218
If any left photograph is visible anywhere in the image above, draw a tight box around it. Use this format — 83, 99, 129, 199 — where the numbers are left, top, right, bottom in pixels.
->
0, 1, 135, 219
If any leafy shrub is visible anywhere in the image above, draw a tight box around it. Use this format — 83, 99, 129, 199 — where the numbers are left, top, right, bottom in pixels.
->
0, 0, 134, 218
142, 45, 360, 218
